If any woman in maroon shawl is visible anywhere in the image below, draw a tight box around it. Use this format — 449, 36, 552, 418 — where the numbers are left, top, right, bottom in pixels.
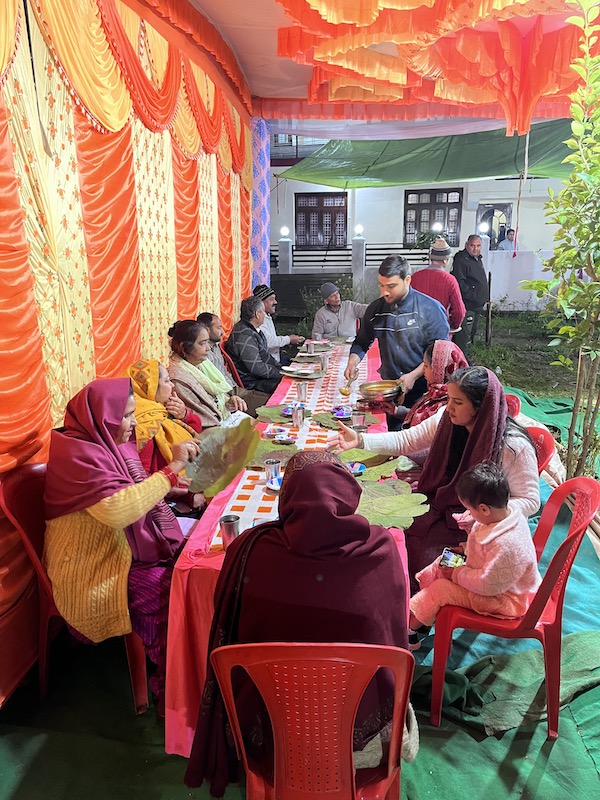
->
330, 368, 540, 592
44, 378, 199, 702
185, 451, 410, 795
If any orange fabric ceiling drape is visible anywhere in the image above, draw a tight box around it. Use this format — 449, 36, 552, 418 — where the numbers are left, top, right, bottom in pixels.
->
172, 142, 200, 319
74, 108, 142, 378
275, 0, 588, 133
0, 95, 52, 460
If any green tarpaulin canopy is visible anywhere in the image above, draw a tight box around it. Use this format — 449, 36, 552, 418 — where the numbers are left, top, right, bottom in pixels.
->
279, 119, 573, 188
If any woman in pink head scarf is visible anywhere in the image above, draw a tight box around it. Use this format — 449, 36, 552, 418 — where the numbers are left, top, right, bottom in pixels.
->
44, 378, 198, 704
403, 340, 468, 427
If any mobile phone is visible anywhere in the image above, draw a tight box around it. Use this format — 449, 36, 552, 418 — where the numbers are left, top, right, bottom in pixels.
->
439, 547, 466, 568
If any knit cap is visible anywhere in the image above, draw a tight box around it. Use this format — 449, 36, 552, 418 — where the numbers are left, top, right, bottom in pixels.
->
430, 237, 452, 261
253, 284, 276, 301
321, 282, 339, 300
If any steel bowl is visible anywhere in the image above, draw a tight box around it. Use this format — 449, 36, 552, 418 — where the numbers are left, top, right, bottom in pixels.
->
358, 380, 402, 401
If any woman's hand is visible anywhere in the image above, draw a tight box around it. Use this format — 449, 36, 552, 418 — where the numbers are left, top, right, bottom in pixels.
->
226, 394, 247, 413
169, 440, 200, 472
165, 392, 187, 420
327, 422, 359, 453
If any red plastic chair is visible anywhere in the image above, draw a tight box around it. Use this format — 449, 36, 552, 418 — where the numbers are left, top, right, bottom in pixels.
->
211, 642, 415, 800
430, 476, 600, 739
219, 339, 244, 387
0, 463, 149, 714
526, 425, 556, 475
505, 393, 521, 417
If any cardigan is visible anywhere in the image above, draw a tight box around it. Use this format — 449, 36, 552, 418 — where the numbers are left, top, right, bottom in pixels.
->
44, 471, 170, 643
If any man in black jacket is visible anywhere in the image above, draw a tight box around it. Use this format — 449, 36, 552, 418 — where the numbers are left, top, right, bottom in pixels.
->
225, 296, 282, 395
451, 234, 489, 356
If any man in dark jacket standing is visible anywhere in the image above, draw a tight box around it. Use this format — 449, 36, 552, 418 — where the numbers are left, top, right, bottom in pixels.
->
451, 234, 489, 356
344, 254, 450, 430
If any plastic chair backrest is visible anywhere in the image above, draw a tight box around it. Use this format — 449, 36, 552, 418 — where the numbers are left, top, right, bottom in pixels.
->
211, 642, 414, 800
219, 340, 243, 387
0, 463, 53, 600
521, 476, 600, 628
505, 393, 521, 417
526, 425, 556, 475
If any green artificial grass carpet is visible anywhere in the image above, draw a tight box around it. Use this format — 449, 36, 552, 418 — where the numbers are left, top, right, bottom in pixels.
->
1, 478, 598, 799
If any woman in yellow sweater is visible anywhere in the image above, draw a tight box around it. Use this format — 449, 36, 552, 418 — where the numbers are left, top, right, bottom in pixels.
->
44, 378, 199, 703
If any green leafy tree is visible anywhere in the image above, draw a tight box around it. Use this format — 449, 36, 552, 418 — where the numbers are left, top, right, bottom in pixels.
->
522, 0, 600, 478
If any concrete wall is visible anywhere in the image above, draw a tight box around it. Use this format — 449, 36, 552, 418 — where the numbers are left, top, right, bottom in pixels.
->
270, 172, 564, 254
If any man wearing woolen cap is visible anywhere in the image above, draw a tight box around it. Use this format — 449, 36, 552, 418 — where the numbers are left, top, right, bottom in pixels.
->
410, 237, 466, 333
252, 284, 304, 364
312, 282, 369, 340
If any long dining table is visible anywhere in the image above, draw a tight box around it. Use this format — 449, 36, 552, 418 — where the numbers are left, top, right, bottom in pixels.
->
164, 339, 408, 757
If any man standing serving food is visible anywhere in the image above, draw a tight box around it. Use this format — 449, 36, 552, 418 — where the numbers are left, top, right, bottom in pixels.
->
344, 255, 450, 430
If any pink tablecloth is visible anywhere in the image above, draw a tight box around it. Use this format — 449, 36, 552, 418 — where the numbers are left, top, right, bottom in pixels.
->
164, 340, 402, 757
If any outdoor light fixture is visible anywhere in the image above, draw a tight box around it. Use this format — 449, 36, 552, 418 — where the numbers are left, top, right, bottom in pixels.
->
431, 222, 443, 233
478, 222, 490, 233
354, 224, 364, 235
280, 226, 290, 237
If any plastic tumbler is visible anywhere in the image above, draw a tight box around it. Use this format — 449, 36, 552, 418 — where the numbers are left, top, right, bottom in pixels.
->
265, 459, 282, 482
219, 514, 240, 549
296, 381, 308, 402
351, 411, 366, 429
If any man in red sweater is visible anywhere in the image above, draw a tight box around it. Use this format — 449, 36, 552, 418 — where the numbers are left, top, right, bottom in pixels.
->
410, 237, 466, 333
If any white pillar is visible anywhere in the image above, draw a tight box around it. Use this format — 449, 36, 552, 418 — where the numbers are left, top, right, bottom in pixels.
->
352, 233, 366, 287
278, 235, 293, 274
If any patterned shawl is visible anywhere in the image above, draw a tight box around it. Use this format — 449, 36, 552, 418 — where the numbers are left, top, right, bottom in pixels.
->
126, 358, 196, 464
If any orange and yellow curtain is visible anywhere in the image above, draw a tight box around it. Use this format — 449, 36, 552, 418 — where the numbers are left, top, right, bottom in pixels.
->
0, 0, 253, 461
274, 0, 593, 134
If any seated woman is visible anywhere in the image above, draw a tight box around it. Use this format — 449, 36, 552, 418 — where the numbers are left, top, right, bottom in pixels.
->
329, 367, 540, 591
185, 451, 417, 796
168, 320, 248, 429
389, 340, 468, 428
126, 358, 205, 515
44, 378, 199, 704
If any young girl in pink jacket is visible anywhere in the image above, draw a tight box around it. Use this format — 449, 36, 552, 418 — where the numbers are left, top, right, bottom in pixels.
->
409, 461, 542, 649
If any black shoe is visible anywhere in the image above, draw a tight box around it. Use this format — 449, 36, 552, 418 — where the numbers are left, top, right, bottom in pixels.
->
408, 632, 421, 651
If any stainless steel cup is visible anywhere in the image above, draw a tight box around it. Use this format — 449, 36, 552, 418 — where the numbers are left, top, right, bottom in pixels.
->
296, 381, 308, 402
219, 514, 240, 549
319, 353, 329, 372
292, 405, 305, 427
314, 333, 323, 341
265, 458, 282, 482
307, 341, 315, 354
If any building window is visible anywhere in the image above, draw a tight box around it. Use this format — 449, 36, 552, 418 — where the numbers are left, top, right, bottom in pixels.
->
403, 188, 463, 247
295, 192, 347, 249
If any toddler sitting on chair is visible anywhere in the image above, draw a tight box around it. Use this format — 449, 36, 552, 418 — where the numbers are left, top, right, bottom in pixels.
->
409, 461, 542, 650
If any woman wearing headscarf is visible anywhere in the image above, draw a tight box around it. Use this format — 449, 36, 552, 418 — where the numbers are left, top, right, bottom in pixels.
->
185, 451, 416, 795
126, 358, 205, 514
168, 320, 247, 429
402, 340, 468, 427
44, 378, 199, 701
330, 367, 540, 591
